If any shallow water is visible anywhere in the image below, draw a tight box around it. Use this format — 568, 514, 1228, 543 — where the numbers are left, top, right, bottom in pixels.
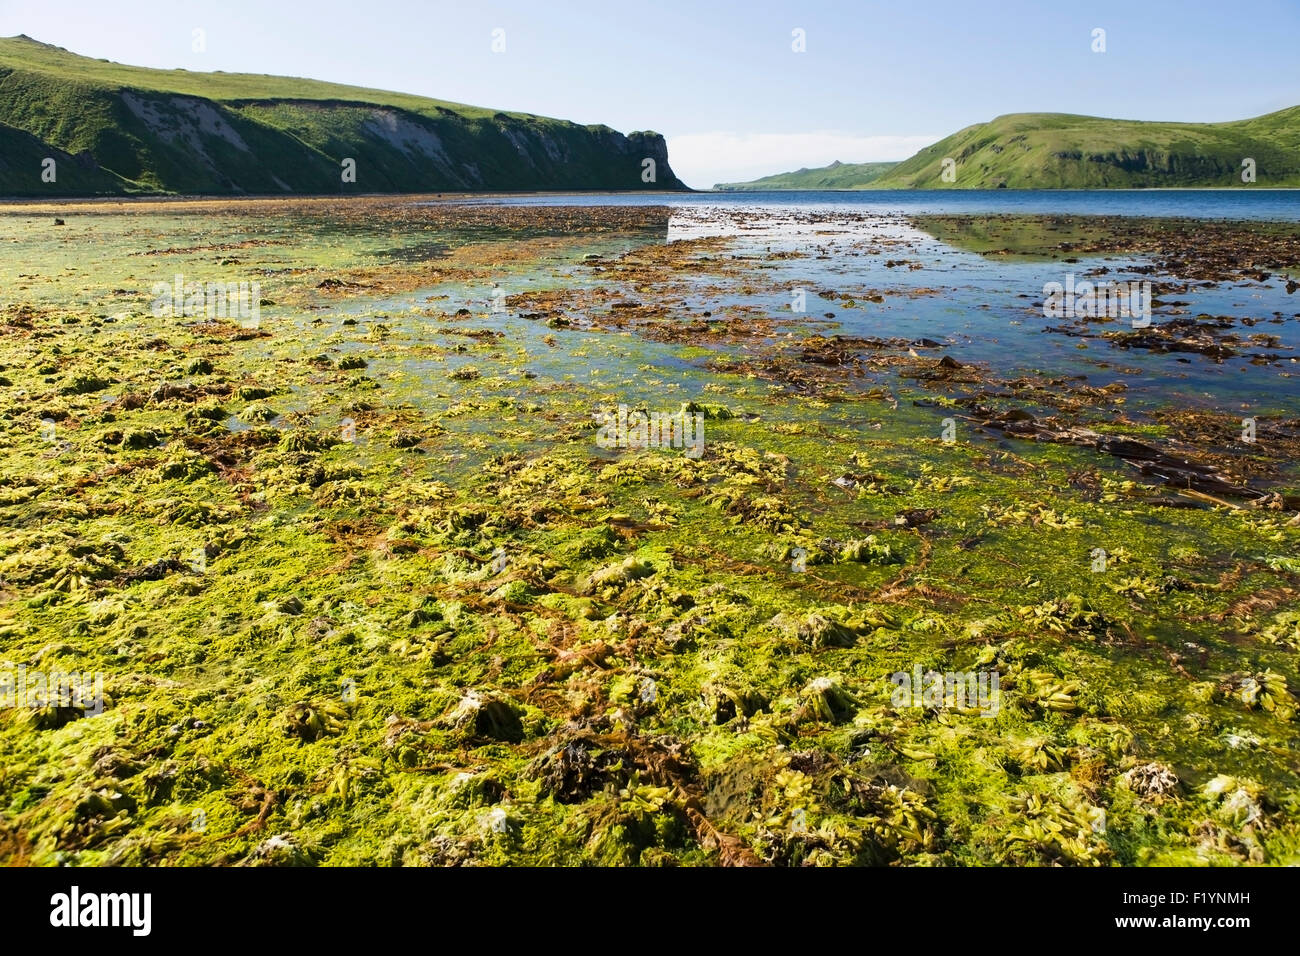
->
408, 203, 1300, 418
442, 188, 1300, 222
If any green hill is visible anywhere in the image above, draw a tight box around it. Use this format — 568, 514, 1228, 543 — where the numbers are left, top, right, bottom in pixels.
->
868, 109, 1300, 188
0, 35, 685, 196
713, 159, 898, 190
0, 120, 125, 194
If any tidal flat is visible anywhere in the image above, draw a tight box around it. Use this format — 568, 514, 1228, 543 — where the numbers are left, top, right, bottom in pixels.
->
1, 195, 1298, 866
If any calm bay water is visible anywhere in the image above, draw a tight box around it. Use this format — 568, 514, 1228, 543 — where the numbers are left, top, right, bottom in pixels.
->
446, 188, 1300, 221
407, 190, 1300, 416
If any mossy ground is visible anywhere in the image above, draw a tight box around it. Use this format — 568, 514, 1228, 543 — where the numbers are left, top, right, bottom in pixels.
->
1, 198, 1297, 866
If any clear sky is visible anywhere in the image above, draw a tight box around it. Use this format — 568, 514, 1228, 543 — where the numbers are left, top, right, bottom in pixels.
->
2, 0, 1297, 188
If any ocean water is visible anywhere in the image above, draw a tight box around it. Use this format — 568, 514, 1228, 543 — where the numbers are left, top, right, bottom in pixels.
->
442, 188, 1300, 221
404, 192, 1300, 414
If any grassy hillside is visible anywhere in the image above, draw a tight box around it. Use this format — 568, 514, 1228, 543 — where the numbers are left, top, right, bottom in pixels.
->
0, 121, 124, 194
0, 35, 685, 196
869, 109, 1300, 188
713, 160, 898, 190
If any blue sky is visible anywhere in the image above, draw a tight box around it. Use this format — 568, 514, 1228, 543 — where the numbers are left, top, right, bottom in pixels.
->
2, 0, 1297, 187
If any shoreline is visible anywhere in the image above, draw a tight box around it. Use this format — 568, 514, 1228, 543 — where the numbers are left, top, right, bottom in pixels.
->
3, 185, 1300, 210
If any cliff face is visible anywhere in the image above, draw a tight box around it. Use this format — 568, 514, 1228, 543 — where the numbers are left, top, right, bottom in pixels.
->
0, 36, 685, 196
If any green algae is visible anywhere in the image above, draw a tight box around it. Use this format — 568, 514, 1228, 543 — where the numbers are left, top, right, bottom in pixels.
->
0, 200, 1298, 868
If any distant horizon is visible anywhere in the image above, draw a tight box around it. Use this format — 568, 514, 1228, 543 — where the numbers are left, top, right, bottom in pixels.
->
7, 31, 1299, 189
1, 0, 1297, 187
6, 32, 1298, 191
